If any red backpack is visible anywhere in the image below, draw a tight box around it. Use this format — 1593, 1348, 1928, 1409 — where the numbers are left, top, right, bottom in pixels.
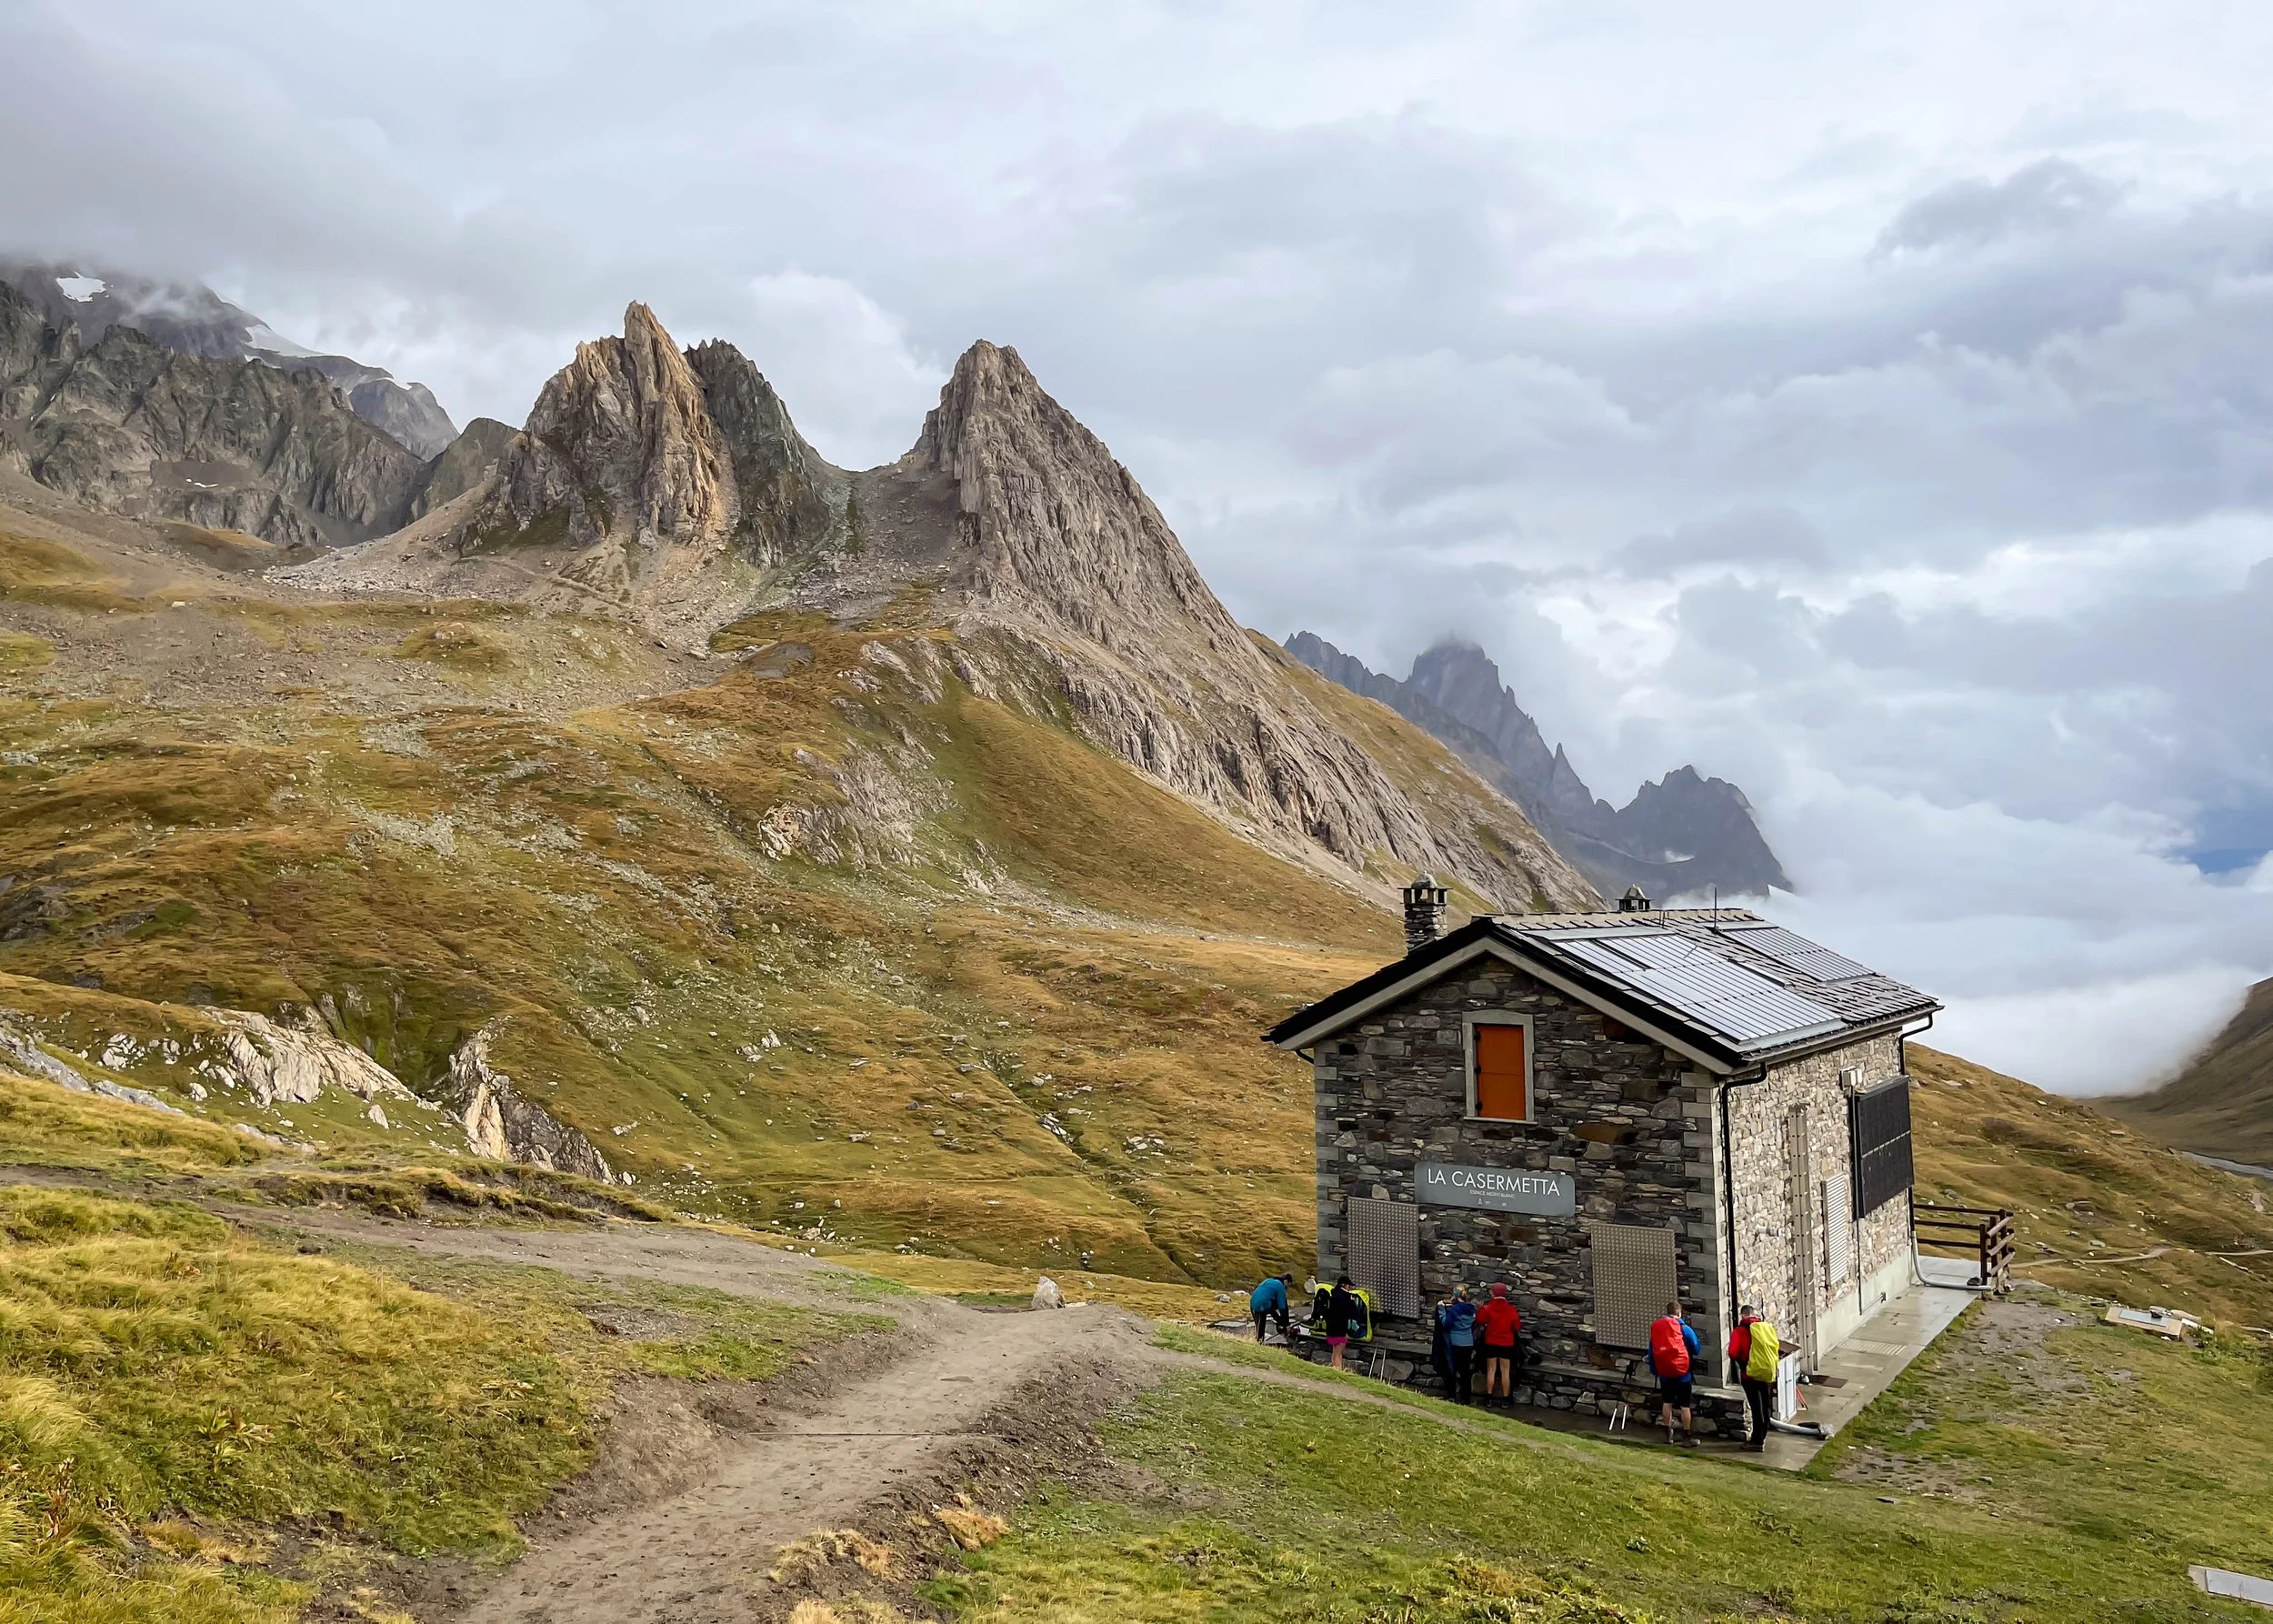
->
1648, 1315, 1691, 1378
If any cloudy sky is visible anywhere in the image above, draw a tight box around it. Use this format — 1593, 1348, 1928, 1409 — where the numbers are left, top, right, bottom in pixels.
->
7, 0, 2272, 1095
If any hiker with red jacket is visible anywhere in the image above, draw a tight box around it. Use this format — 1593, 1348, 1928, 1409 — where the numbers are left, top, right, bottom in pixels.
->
1647, 1298, 1702, 1446
1474, 1281, 1522, 1405
1727, 1303, 1782, 1451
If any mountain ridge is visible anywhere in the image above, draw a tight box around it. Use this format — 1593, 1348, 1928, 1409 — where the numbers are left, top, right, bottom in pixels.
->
2110, 974, 2273, 1166
1286, 631, 1790, 900
295, 305, 1597, 915
3, 260, 458, 457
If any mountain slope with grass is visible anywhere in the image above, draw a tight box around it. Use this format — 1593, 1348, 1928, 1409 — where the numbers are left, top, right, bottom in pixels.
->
2108, 976, 2273, 1169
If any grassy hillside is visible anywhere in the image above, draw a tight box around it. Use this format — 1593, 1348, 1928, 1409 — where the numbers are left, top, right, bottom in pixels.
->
2108, 976, 2273, 1168
1911, 1044, 2273, 1330
0, 1178, 872, 1624
914, 1310, 2268, 1622
0, 516, 1417, 1289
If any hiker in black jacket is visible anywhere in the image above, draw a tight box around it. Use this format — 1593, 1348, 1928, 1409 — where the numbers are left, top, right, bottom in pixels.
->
1313, 1276, 1366, 1370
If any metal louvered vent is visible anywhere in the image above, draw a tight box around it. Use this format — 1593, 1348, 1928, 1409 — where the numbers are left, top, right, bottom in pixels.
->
1588, 1221, 1678, 1348
1850, 1078, 1914, 1218
1557, 931, 1844, 1050
1824, 1172, 1854, 1283
1347, 1196, 1419, 1319
1719, 923, 1876, 983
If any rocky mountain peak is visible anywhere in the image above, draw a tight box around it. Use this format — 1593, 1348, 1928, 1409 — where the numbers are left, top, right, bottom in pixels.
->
1288, 630, 1790, 900
0, 280, 426, 548
916, 340, 1247, 663
3, 260, 457, 456
468, 302, 736, 584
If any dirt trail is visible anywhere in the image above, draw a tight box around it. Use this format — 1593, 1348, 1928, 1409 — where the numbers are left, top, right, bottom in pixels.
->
467, 1305, 1149, 1623
242, 1208, 1164, 1621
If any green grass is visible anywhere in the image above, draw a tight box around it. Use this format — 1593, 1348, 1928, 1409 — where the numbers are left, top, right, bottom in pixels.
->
0, 1182, 875, 1623
930, 1376, 2237, 1621
1816, 1292, 2273, 1584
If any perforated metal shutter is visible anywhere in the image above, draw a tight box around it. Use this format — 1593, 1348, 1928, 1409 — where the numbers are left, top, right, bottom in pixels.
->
1849, 1078, 1914, 1218
1823, 1173, 1854, 1283
1347, 1196, 1420, 1319
1588, 1221, 1678, 1348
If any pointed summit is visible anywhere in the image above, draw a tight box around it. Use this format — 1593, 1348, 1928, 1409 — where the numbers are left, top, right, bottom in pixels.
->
914, 340, 1247, 664
473, 303, 734, 576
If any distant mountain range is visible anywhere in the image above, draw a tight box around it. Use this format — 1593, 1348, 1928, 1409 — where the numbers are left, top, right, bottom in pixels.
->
3, 262, 457, 457
1286, 632, 1790, 901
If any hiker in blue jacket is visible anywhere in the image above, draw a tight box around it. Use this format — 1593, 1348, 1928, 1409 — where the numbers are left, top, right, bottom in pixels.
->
1249, 1272, 1294, 1343
1435, 1286, 1480, 1403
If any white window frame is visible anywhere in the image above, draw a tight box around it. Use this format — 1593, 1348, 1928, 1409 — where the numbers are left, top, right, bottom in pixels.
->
1461, 1010, 1536, 1123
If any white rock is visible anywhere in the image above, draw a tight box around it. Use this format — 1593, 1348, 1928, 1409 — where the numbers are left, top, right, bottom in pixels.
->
1031, 1277, 1066, 1311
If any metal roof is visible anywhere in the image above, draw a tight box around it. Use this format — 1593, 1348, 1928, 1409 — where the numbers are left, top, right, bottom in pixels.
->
1548, 929, 1845, 1052
1265, 905, 1938, 1066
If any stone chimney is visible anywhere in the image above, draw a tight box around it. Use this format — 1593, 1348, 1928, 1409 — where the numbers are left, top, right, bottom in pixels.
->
1402, 874, 1448, 954
1617, 884, 1652, 914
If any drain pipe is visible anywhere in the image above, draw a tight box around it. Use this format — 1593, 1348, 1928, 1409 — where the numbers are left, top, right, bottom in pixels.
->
1893, 1012, 1993, 1296
1717, 1063, 1769, 1382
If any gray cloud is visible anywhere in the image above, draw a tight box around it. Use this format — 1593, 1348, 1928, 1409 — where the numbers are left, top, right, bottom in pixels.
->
1876, 157, 2124, 256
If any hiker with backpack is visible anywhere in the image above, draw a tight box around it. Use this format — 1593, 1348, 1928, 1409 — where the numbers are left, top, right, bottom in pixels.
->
1727, 1304, 1782, 1450
1314, 1275, 1367, 1370
1475, 1281, 1522, 1405
1647, 1299, 1702, 1446
1434, 1286, 1479, 1403
1250, 1272, 1294, 1344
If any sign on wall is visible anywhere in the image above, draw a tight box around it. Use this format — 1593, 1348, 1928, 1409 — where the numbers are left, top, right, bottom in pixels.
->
1416, 1160, 1577, 1217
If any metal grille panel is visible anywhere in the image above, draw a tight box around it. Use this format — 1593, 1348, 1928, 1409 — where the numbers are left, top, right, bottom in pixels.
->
1850, 1078, 1914, 1217
1347, 1196, 1420, 1320
1588, 1221, 1678, 1349
1557, 931, 1844, 1051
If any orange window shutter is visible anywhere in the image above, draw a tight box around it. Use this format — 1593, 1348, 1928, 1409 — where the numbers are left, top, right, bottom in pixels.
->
1474, 1023, 1527, 1119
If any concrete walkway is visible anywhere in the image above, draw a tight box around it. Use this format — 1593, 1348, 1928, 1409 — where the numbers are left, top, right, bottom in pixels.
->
1760, 1255, 1978, 1471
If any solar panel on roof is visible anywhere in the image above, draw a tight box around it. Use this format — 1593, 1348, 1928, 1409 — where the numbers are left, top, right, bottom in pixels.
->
1552, 930, 1845, 1050
1718, 923, 1876, 983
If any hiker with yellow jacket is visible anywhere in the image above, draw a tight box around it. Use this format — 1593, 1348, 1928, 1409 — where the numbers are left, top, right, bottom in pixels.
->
1727, 1304, 1782, 1451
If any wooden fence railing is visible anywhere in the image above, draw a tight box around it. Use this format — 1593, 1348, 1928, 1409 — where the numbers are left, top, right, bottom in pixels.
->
1914, 1203, 2015, 1292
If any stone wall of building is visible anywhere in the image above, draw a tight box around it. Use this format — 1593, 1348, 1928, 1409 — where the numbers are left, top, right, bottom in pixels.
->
1725, 1032, 1910, 1363
1311, 953, 1739, 1423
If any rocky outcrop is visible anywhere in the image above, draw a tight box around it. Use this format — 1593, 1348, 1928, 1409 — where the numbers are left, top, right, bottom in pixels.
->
0, 283, 428, 547
446, 1025, 615, 1183
685, 339, 847, 563
206, 1007, 419, 1108
459, 303, 741, 599
1288, 633, 1791, 899
3, 261, 458, 456
407, 416, 519, 520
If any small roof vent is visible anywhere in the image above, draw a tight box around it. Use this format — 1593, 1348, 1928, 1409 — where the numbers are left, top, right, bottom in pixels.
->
1617, 884, 1652, 914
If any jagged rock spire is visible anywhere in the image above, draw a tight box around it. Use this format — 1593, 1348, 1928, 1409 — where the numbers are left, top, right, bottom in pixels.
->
476, 303, 735, 573
916, 340, 1251, 664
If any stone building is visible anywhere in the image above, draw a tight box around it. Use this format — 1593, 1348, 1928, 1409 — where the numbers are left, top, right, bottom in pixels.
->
1265, 881, 1938, 1426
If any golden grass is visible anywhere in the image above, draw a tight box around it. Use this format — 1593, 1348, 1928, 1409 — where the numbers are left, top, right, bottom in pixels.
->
1911, 1044, 2273, 1328
0, 1068, 270, 1174
0, 1183, 871, 1621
